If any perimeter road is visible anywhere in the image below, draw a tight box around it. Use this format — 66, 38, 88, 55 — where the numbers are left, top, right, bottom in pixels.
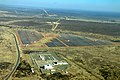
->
5, 32, 20, 80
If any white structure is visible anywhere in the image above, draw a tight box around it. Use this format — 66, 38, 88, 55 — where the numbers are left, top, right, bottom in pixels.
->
44, 64, 53, 70
40, 55, 45, 60
31, 68, 34, 73
53, 62, 68, 66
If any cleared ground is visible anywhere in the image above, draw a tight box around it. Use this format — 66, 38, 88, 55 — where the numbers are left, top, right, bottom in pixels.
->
17, 30, 112, 48
17, 30, 44, 45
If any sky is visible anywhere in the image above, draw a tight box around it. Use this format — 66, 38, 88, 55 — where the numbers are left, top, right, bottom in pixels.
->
0, 0, 120, 12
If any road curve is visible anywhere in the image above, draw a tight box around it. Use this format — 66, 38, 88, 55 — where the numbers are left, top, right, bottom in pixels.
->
5, 32, 20, 80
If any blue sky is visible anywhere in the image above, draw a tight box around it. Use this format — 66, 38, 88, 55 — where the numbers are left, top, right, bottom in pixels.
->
0, 0, 120, 12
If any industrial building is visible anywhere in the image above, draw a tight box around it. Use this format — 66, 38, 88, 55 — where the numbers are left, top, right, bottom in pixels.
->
30, 51, 69, 74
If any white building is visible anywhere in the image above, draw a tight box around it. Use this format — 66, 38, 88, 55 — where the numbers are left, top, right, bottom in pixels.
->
44, 64, 53, 70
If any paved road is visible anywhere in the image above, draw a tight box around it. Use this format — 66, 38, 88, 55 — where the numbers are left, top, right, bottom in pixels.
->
5, 32, 20, 80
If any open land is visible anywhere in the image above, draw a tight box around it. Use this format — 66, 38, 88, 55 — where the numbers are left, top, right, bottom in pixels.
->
0, 7, 120, 80
0, 27, 17, 79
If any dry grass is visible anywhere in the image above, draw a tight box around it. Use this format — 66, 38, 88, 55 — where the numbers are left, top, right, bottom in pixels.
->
0, 28, 17, 79
43, 45, 120, 80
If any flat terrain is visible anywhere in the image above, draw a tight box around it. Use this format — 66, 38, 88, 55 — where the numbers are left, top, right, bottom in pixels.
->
3, 18, 120, 36
0, 12, 120, 37
0, 27, 17, 79
59, 20, 120, 36
17, 30, 43, 45
0, 8, 120, 80
36, 45, 120, 80
17, 30, 112, 48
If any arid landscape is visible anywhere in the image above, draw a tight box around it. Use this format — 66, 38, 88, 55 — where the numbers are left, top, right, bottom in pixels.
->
0, 27, 17, 79
0, 3, 120, 80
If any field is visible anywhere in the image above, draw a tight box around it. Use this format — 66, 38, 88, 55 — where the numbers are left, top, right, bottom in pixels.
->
57, 34, 111, 46
17, 30, 44, 45
3, 18, 120, 36
0, 6, 120, 37
9, 21, 42, 27
17, 30, 111, 48
46, 38, 66, 47
17, 30, 112, 48
46, 34, 111, 47
58, 20, 120, 36
0, 28, 17, 79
